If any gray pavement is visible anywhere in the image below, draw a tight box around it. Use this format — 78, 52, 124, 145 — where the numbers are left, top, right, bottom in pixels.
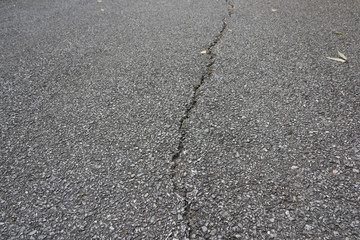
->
1, 0, 359, 239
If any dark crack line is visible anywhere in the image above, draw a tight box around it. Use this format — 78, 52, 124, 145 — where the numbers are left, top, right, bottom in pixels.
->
171, 1, 234, 238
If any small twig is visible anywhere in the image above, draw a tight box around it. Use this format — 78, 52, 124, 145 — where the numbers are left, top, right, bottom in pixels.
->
69, 74, 84, 82
165, 231, 172, 240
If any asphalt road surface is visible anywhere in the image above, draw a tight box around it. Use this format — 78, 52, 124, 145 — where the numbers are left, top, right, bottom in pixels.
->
1, 0, 359, 239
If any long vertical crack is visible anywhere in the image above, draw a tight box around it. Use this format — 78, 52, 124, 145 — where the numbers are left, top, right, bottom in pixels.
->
171, 1, 234, 238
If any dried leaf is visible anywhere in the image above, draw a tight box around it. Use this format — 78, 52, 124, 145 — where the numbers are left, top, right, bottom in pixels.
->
337, 51, 347, 60
180, 120, 185, 129
327, 57, 346, 63
97, 0, 102, 2
229, 7, 235, 11
200, 50, 207, 55
100, 8, 105, 11
271, 8, 278, 12
332, 32, 346, 35
225, 29, 233, 32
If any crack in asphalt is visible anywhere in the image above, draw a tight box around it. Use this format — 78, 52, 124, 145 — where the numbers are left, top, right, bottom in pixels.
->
171, 1, 234, 238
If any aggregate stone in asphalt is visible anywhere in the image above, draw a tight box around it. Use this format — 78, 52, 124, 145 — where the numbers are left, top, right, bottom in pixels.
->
0, 0, 227, 239
177, 0, 360, 239
1, 0, 360, 239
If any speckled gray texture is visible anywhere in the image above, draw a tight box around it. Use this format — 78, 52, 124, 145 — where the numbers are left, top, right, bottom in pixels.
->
1, 0, 359, 239
178, 0, 360, 239
0, 0, 227, 239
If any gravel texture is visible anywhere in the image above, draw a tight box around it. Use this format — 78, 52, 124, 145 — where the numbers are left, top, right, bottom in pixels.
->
1, 0, 359, 239
0, 0, 227, 239
178, 0, 360, 239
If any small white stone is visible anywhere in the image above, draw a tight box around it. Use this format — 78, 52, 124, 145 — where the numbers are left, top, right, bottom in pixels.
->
304, 224, 313, 231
